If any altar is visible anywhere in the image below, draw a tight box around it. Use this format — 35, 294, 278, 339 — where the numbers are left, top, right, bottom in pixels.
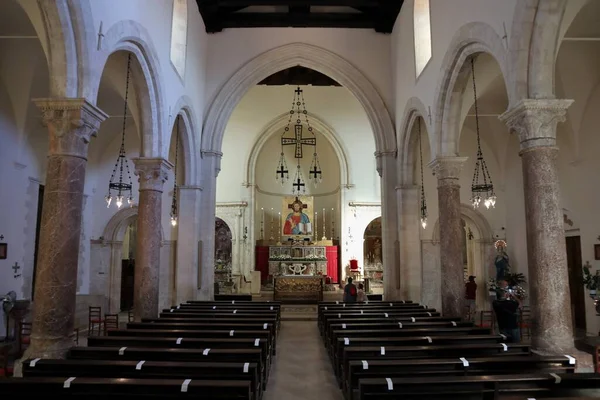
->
274, 275, 323, 303
255, 244, 339, 283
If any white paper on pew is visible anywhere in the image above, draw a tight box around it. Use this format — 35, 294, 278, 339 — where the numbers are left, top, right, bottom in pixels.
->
181, 379, 192, 392
427, 312, 432, 317
233, 309, 237, 314
254, 339, 260, 347
550, 373, 561, 384
384, 313, 389, 318
170, 309, 174, 313
343, 304, 346, 308
336, 301, 339, 304
386, 377, 393, 390
29, 358, 41, 367
451, 321, 457, 326
400, 300, 405, 304
344, 338, 350, 345
380, 347, 385, 355
360, 310, 363, 314
263, 323, 268, 330
213, 306, 216, 310
425, 336, 432, 343
499, 334, 507, 340
119, 347, 127, 355
230, 330, 235, 336
564, 355, 576, 365
342, 324, 346, 329
500, 343, 508, 351
398, 322, 403, 328
63, 377, 76, 388
203, 348, 210, 355
243, 362, 250, 373
232, 300, 235, 304
176, 337, 183, 344
177, 305, 181, 309
460, 357, 469, 367
338, 313, 341, 318
389, 303, 393, 307
411, 317, 415, 322
324, 307, 328, 310
136, 360, 145, 370
362, 360, 369, 370
270, 306, 273, 310
365, 301, 369, 304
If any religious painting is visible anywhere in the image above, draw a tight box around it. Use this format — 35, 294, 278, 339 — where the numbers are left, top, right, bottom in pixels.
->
0, 243, 6, 259
281, 196, 313, 237
215, 218, 232, 263
363, 217, 383, 280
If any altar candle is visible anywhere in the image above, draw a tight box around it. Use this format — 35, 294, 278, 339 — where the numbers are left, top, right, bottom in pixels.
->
278, 212, 281, 236
270, 208, 273, 224
314, 211, 318, 240
331, 208, 335, 237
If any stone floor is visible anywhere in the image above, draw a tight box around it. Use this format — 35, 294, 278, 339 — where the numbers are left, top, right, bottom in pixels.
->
264, 320, 344, 400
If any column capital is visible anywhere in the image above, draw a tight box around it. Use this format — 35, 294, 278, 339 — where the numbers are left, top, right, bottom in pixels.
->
34, 98, 107, 158
374, 149, 397, 177
428, 156, 467, 185
499, 99, 573, 151
201, 149, 223, 177
133, 157, 173, 192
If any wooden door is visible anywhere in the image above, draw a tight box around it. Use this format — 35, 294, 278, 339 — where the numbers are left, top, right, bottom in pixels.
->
565, 236, 586, 333
120, 260, 135, 311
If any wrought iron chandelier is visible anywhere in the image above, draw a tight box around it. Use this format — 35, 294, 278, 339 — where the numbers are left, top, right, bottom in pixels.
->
418, 119, 428, 229
105, 53, 134, 209
276, 86, 322, 192
469, 57, 496, 209
170, 116, 180, 226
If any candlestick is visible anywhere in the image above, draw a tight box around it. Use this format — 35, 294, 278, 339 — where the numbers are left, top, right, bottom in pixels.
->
331, 208, 335, 239
270, 208, 274, 241
260, 207, 264, 240
314, 211, 318, 242
322, 208, 326, 240
278, 212, 281, 243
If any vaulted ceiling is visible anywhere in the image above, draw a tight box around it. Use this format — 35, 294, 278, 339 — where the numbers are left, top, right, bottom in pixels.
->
195, 1, 403, 34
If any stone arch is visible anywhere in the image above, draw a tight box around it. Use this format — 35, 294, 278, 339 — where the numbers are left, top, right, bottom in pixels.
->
246, 112, 351, 187
397, 96, 431, 185
168, 95, 199, 186
431, 204, 493, 242
432, 22, 509, 157
202, 43, 395, 155
88, 20, 165, 158
101, 206, 164, 312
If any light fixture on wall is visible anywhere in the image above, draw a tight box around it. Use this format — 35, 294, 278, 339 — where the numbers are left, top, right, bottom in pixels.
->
105, 53, 134, 209
418, 119, 428, 229
170, 116, 180, 226
469, 56, 496, 209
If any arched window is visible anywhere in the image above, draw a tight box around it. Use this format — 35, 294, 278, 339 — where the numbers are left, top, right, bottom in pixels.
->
170, 0, 188, 80
413, 0, 432, 78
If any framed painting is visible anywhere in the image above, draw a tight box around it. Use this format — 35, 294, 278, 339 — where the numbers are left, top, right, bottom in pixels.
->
281, 196, 314, 238
0, 243, 6, 259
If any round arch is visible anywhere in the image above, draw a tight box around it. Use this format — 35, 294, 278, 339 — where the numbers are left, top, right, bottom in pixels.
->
397, 96, 431, 185
245, 112, 351, 187
87, 20, 165, 158
432, 22, 509, 157
431, 204, 494, 243
202, 43, 395, 155
169, 95, 200, 186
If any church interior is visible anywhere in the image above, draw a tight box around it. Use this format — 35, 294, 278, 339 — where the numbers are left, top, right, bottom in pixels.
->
1, 0, 600, 398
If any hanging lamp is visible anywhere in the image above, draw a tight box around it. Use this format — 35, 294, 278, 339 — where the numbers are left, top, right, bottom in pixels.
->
418, 119, 428, 229
170, 116, 180, 226
105, 53, 134, 208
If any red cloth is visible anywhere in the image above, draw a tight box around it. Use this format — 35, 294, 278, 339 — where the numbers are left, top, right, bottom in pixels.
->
465, 282, 477, 299
349, 259, 358, 270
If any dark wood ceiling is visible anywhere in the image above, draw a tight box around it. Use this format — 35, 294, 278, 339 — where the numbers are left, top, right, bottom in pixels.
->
195, 1, 404, 34
258, 66, 341, 86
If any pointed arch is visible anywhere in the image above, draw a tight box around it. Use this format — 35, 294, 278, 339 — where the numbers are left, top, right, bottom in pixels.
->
397, 96, 431, 185
168, 95, 199, 186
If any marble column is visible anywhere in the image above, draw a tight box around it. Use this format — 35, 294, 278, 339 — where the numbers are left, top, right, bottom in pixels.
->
175, 185, 202, 304
429, 156, 467, 317
21, 98, 107, 361
376, 150, 401, 300
500, 99, 574, 353
133, 158, 172, 321
198, 150, 222, 300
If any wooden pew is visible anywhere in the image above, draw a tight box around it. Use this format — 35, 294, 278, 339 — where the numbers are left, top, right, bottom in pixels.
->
356, 373, 600, 400
129, 321, 277, 342
345, 355, 578, 400
22, 359, 262, 400
214, 294, 253, 301
0, 376, 253, 399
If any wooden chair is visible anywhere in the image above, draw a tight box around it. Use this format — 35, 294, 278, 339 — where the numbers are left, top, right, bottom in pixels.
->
18, 321, 32, 356
103, 314, 119, 335
88, 306, 104, 336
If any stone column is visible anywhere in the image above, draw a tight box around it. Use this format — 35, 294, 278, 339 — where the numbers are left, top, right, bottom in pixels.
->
376, 150, 401, 300
132, 158, 172, 320
396, 185, 421, 301
175, 185, 202, 303
500, 99, 574, 353
429, 156, 467, 317
197, 150, 222, 300
22, 98, 107, 361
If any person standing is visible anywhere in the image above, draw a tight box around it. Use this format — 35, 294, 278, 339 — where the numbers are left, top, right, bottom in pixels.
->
492, 284, 521, 343
465, 275, 477, 321
356, 283, 367, 302
343, 277, 357, 303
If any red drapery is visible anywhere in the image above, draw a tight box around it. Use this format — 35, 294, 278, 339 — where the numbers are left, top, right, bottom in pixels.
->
254, 246, 339, 284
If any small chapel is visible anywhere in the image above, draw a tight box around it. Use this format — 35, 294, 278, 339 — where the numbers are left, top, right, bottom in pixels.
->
1, 0, 600, 398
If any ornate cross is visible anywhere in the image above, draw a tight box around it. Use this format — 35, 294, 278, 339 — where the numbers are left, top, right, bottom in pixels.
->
309, 165, 322, 180
281, 124, 316, 158
288, 197, 308, 211
292, 178, 305, 193
276, 164, 288, 179
0, 235, 4, 240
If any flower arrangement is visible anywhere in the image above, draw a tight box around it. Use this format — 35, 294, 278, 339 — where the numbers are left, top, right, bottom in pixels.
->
306, 254, 326, 260
270, 254, 292, 260
487, 276, 527, 300
583, 263, 600, 292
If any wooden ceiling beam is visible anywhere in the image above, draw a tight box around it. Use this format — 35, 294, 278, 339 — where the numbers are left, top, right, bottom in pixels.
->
215, 0, 379, 7
217, 12, 374, 30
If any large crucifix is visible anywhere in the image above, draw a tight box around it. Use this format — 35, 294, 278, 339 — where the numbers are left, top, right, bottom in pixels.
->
281, 124, 316, 159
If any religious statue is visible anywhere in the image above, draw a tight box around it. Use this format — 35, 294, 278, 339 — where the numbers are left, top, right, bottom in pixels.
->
494, 240, 510, 280
283, 198, 311, 235
373, 238, 382, 263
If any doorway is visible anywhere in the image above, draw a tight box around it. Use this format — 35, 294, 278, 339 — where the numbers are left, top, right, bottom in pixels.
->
120, 221, 137, 311
565, 236, 586, 334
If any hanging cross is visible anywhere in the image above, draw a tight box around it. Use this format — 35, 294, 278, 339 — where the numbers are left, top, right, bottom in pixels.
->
292, 178, 305, 193
276, 164, 288, 179
282, 124, 316, 158
309, 165, 322, 180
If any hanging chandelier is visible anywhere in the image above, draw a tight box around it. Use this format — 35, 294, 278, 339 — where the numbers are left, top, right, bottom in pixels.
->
469, 57, 496, 209
105, 53, 134, 209
418, 119, 428, 229
277, 86, 322, 191
170, 116, 180, 226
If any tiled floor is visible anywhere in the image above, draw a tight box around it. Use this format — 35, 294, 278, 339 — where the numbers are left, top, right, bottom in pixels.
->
263, 321, 344, 400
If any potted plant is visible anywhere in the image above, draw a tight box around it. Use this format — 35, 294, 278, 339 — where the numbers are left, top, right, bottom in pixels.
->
583, 263, 600, 296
